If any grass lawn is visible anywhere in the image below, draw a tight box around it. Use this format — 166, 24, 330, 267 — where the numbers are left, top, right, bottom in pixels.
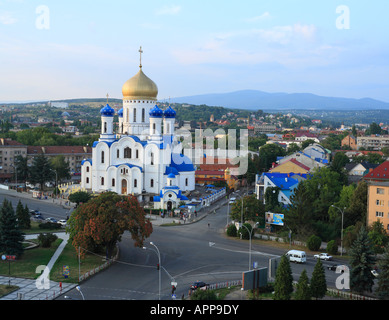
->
0, 236, 112, 284
0, 285, 19, 298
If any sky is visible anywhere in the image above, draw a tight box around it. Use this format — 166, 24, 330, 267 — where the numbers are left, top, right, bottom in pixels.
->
0, 0, 389, 103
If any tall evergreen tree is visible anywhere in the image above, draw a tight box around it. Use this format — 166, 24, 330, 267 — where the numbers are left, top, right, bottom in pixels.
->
310, 258, 327, 299
349, 226, 376, 294
29, 154, 55, 190
0, 199, 24, 256
16, 200, 30, 229
377, 244, 389, 300
273, 255, 294, 300
295, 269, 311, 300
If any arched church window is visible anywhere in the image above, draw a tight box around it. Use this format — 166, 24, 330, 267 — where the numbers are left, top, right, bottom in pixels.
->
117, 149, 120, 158
101, 151, 105, 164
185, 178, 188, 186
142, 108, 145, 122
126, 109, 129, 122
86, 167, 89, 173
136, 149, 139, 159
133, 109, 137, 122
101, 177, 104, 186
112, 178, 115, 187
153, 123, 156, 135
134, 179, 138, 188
150, 179, 154, 188
104, 122, 107, 133
124, 147, 132, 159
150, 152, 154, 165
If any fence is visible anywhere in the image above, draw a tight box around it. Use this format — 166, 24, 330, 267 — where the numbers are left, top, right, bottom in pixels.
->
326, 288, 377, 300
208, 279, 242, 290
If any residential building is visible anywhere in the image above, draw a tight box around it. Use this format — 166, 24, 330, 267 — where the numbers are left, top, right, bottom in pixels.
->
341, 134, 357, 150
270, 158, 310, 174
357, 135, 389, 151
27, 146, 92, 177
0, 138, 28, 183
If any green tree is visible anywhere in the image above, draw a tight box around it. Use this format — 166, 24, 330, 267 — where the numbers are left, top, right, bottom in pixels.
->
29, 154, 55, 190
346, 181, 367, 227
285, 183, 315, 239
307, 235, 322, 251
14, 155, 30, 183
273, 255, 293, 300
295, 269, 311, 300
190, 289, 218, 300
349, 226, 376, 294
230, 195, 265, 224
67, 192, 153, 259
16, 200, 30, 230
368, 220, 389, 254
51, 155, 71, 184
310, 258, 327, 299
258, 143, 285, 172
68, 191, 91, 206
376, 244, 389, 300
0, 199, 25, 256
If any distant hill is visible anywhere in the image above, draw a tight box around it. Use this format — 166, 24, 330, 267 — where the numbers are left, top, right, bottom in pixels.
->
173, 90, 389, 111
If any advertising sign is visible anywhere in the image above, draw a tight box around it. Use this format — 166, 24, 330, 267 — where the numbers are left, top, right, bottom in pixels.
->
63, 265, 70, 278
265, 212, 284, 226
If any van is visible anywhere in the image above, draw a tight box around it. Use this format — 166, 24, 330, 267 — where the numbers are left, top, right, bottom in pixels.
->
285, 250, 306, 264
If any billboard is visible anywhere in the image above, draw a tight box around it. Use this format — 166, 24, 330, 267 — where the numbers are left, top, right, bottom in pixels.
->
242, 267, 268, 291
265, 212, 284, 226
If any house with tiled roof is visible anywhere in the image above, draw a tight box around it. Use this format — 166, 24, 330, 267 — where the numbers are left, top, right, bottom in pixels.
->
255, 172, 308, 206
270, 158, 310, 174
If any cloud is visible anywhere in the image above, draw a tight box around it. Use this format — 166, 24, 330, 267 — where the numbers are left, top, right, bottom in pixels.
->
155, 5, 181, 15
0, 12, 17, 24
245, 12, 271, 23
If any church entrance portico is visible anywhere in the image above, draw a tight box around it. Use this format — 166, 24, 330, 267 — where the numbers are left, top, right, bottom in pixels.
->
167, 201, 173, 211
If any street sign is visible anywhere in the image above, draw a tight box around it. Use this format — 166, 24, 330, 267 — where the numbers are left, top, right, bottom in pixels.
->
171, 281, 177, 287
1, 255, 16, 261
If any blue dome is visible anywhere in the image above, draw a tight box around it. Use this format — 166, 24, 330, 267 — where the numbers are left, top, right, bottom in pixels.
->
167, 173, 176, 179
163, 106, 176, 118
100, 104, 115, 117
149, 105, 163, 118
117, 108, 123, 118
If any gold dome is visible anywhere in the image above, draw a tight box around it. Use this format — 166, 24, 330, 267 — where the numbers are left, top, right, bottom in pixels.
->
122, 67, 158, 100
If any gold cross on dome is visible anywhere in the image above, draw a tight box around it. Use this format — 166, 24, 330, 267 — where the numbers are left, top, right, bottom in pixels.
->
106, 93, 109, 104
139, 46, 143, 68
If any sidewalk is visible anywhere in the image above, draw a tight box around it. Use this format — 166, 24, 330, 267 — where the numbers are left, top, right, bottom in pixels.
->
0, 233, 77, 300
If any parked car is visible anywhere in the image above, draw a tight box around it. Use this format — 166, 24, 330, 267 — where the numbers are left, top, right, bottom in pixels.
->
46, 217, 57, 223
371, 269, 379, 277
30, 210, 40, 216
190, 281, 209, 291
34, 214, 44, 220
314, 253, 333, 261
58, 220, 67, 227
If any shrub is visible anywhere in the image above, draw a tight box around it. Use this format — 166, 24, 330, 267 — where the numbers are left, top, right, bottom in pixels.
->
39, 222, 61, 230
226, 224, 237, 237
326, 240, 338, 255
307, 235, 322, 251
239, 223, 253, 240
37, 233, 58, 248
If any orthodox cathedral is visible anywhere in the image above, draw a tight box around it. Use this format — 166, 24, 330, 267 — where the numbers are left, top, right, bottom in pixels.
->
80, 49, 195, 210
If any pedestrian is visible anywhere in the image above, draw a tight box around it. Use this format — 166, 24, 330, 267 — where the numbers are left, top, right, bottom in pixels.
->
208, 223, 210, 228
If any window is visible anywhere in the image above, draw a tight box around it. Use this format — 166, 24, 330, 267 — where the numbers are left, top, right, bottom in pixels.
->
86, 177, 89, 184
134, 179, 138, 188
101, 177, 105, 186
376, 199, 384, 206
153, 123, 156, 135
104, 122, 107, 133
124, 147, 132, 159
86, 167, 89, 173
142, 108, 145, 122
126, 109, 129, 122
133, 109, 137, 122
136, 149, 139, 159
377, 188, 384, 194
376, 211, 384, 218
185, 178, 188, 187
112, 178, 115, 187
101, 151, 105, 164
151, 179, 154, 188
117, 149, 120, 158
151, 152, 154, 165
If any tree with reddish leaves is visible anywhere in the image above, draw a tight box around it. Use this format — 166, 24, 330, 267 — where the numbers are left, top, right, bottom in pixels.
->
67, 192, 153, 259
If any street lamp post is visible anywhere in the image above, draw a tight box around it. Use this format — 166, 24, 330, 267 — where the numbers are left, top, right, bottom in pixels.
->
240, 222, 258, 270
150, 242, 161, 300
331, 205, 346, 256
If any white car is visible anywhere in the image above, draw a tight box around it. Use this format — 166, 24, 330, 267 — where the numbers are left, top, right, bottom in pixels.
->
314, 253, 333, 261
46, 217, 57, 223
58, 220, 67, 227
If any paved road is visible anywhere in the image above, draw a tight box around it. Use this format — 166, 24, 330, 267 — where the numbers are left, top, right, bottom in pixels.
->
57, 201, 346, 300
